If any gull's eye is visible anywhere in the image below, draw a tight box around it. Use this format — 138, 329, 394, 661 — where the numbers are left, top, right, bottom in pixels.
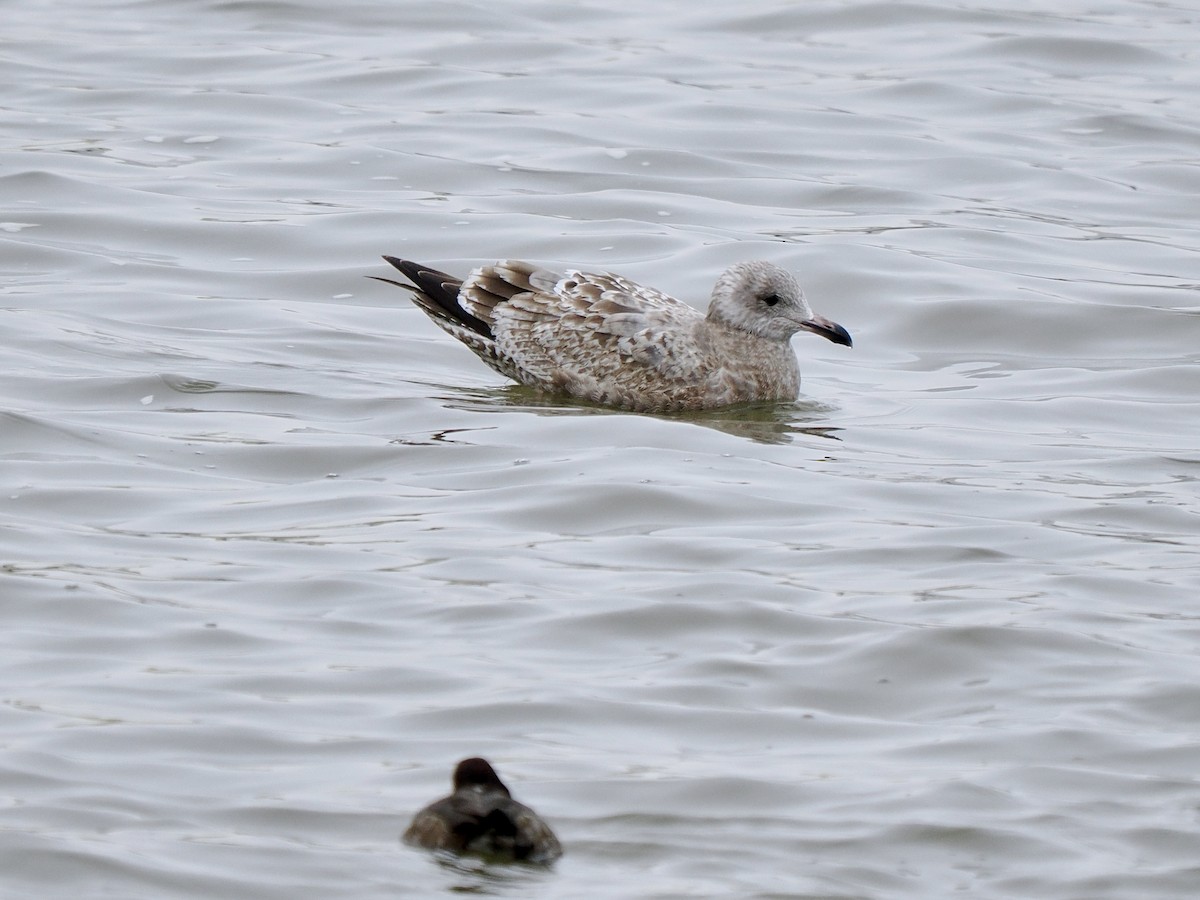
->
762, 293, 780, 307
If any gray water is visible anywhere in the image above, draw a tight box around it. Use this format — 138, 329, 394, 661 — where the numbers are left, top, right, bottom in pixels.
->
3, 1, 1200, 897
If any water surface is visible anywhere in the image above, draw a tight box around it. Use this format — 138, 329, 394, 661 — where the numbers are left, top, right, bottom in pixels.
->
3, 1, 1200, 897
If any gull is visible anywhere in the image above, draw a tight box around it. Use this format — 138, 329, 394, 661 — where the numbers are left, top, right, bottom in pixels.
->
375, 256, 851, 412
403, 757, 562, 864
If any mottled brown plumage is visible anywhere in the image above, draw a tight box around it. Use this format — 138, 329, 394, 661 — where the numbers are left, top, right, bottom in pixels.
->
376, 257, 851, 412
403, 758, 562, 864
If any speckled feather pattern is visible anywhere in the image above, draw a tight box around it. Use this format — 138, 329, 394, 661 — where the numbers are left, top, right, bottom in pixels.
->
380, 257, 851, 413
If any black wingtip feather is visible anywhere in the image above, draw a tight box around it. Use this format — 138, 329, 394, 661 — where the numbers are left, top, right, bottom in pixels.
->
380, 256, 493, 339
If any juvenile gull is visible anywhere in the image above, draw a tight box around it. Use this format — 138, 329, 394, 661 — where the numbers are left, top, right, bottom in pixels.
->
403, 757, 562, 864
376, 256, 851, 413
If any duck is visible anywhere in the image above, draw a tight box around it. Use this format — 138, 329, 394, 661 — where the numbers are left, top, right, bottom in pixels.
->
403, 757, 562, 864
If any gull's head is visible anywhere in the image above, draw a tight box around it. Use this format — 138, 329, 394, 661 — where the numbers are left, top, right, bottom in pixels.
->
708, 261, 852, 347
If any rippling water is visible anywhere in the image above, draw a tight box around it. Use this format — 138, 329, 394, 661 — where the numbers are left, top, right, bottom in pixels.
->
4, 0, 1200, 897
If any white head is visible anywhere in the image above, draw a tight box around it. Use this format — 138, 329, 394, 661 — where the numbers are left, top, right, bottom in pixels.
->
707, 261, 852, 347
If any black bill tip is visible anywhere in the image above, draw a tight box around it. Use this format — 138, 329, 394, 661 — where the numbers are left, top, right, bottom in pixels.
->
802, 315, 853, 347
